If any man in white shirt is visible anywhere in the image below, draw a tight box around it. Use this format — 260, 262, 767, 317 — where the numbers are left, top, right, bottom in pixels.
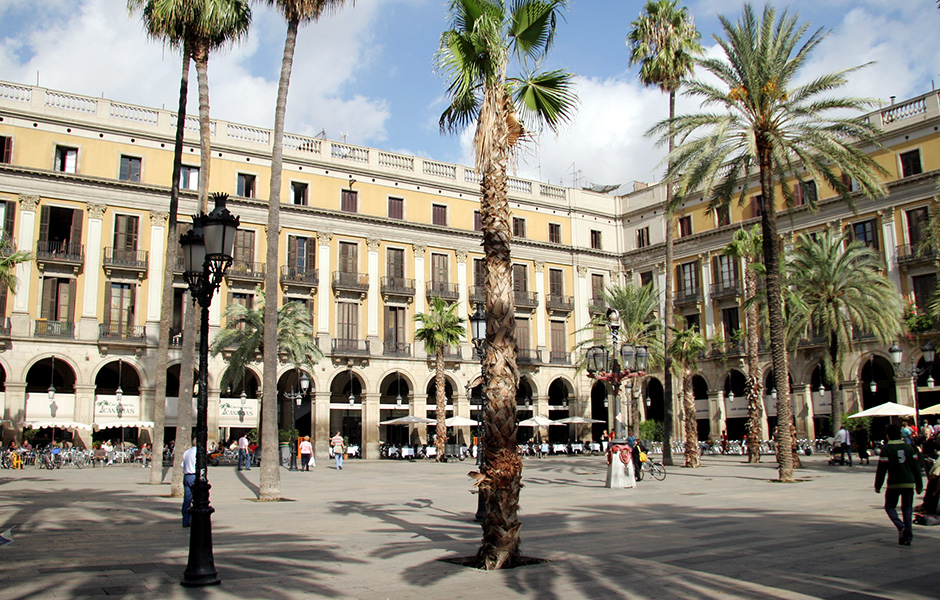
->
237, 434, 251, 471
834, 425, 852, 467
181, 443, 197, 527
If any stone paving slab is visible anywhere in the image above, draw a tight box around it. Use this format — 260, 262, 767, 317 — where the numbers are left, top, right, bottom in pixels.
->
0, 454, 937, 599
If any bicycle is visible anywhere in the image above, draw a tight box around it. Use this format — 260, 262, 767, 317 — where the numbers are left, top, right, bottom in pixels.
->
636, 457, 666, 481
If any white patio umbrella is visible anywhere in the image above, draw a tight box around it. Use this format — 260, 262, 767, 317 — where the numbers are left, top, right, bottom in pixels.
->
518, 415, 556, 427
378, 415, 435, 425
847, 402, 917, 418
552, 416, 605, 424
918, 404, 940, 415
445, 415, 480, 426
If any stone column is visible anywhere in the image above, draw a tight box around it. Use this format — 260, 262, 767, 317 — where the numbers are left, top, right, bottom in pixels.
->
366, 238, 380, 343
316, 231, 332, 340
12, 196, 39, 336
710, 390, 724, 441
4, 382, 26, 444
840, 379, 861, 417
146, 211, 168, 344
78, 203, 107, 340
414, 245, 426, 357
412, 385, 428, 444
802, 383, 816, 440
574, 266, 588, 345
313, 390, 331, 458
362, 393, 379, 460
73, 383, 96, 448
700, 254, 715, 339
534, 261, 547, 354
456, 250, 470, 356
656, 261, 667, 316
881, 210, 902, 291
138, 385, 156, 445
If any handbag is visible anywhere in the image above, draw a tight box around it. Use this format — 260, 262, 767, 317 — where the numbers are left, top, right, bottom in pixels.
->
639, 451, 648, 463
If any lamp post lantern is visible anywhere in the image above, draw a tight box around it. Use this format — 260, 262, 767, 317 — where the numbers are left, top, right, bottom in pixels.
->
179, 193, 239, 588
469, 303, 487, 521
888, 340, 936, 424
284, 370, 310, 471
585, 308, 648, 489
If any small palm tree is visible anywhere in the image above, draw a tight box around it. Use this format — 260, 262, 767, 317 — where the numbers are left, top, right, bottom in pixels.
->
722, 224, 763, 462
437, 0, 576, 569
0, 241, 32, 293
260, 0, 349, 502
650, 4, 888, 482
128, 0, 251, 495
211, 289, 323, 396
414, 297, 466, 463
668, 325, 706, 468
787, 230, 902, 434
628, 0, 702, 467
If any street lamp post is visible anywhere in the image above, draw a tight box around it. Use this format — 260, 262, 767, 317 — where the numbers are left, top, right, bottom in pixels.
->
889, 340, 935, 424
179, 192, 239, 588
469, 303, 487, 522
284, 370, 311, 472
586, 308, 649, 489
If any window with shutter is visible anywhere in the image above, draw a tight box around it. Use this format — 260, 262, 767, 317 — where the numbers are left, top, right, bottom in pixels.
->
432, 204, 447, 226
549, 223, 562, 244
1, 200, 14, 246
180, 166, 199, 191
339, 242, 358, 273
107, 282, 136, 332
114, 215, 139, 252
337, 302, 359, 340
388, 197, 404, 219
119, 156, 141, 182
590, 230, 602, 249
431, 254, 448, 286
0, 136, 11, 164
233, 229, 255, 263
236, 173, 256, 198
591, 274, 604, 299
387, 248, 404, 279
677, 216, 692, 237
341, 189, 358, 213
513, 264, 527, 292
852, 219, 879, 249
384, 306, 406, 348
516, 317, 530, 350
473, 259, 485, 286
550, 321, 566, 354
549, 269, 564, 296
54, 146, 77, 173
640, 271, 653, 287
715, 205, 730, 227
291, 181, 308, 205
751, 195, 763, 218
636, 227, 650, 248
900, 149, 923, 178
512, 218, 526, 238
907, 207, 929, 247
474, 211, 483, 232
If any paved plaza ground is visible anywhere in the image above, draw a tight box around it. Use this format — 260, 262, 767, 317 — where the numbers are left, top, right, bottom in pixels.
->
0, 453, 937, 599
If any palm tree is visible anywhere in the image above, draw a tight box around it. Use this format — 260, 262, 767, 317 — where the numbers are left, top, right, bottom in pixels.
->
787, 230, 902, 435
210, 288, 323, 395
128, 0, 250, 493
650, 4, 888, 481
722, 224, 763, 462
0, 241, 32, 293
260, 0, 349, 502
627, 0, 702, 467
413, 297, 466, 462
668, 325, 706, 467
437, 0, 576, 569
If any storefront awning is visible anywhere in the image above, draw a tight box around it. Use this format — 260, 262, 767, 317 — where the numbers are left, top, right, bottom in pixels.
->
95, 421, 155, 430
25, 420, 93, 431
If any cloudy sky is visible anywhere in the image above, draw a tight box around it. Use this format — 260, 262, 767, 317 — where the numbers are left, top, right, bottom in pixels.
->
0, 0, 937, 190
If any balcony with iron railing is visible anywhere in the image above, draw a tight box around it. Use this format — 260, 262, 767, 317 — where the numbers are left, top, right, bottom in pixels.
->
674, 287, 702, 306
226, 261, 265, 282
331, 338, 370, 355
710, 280, 742, 300
517, 348, 540, 364
36, 240, 84, 266
469, 285, 485, 305
35, 320, 75, 338
98, 323, 147, 342
514, 290, 539, 310
546, 294, 574, 312
103, 247, 148, 272
426, 281, 459, 302
383, 341, 412, 357
332, 271, 369, 293
549, 350, 570, 364
588, 297, 608, 315
280, 265, 319, 287
381, 276, 415, 298
897, 243, 938, 266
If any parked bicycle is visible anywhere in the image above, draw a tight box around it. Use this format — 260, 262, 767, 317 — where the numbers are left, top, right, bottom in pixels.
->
636, 456, 666, 481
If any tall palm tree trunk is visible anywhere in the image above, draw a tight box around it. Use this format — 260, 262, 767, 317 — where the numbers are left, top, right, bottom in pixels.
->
478, 88, 521, 571
150, 48, 190, 485
662, 90, 676, 466
758, 141, 794, 482
172, 42, 213, 496
260, 17, 299, 501
829, 335, 844, 436
435, 349, 446, 461
744, 259, 763, 463
683, 371, 700, 467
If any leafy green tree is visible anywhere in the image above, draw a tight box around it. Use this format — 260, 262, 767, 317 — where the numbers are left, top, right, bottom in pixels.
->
128, 0, 251, 494
722, 224, 764, 462
414, 297, 466, 462
668, 325, 706, 467
651, 4, 888, 481
260, 0, 349, 502
437, 0, 576, 568
787, 230, 902, 435
628, 0, 702, 466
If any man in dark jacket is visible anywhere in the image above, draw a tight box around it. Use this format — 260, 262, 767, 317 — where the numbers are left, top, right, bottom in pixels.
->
875, 424, 923, 545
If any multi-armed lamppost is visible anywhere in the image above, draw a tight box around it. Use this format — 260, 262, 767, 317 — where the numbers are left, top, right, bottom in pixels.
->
586, 308, 649, 488
284, 370, 311, 471
469, 303, 487, 521
889, 340, 935, 421
179, 192, 239, 587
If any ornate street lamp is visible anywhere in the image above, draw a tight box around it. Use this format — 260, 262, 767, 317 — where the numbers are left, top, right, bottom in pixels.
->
284, 370, 310, 471
179, 192, 239, 588
469, 302, 487, 521
889, 339, 936, 423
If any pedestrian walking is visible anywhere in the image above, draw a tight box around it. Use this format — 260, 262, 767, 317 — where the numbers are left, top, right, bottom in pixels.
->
331, 432, 345, 470
181, 443, 197, 528
237, 434, 251, 471
299, 437, 313, 471
834, 424, 852, 466
855, 424, 870, 466
875, 424, 923, 546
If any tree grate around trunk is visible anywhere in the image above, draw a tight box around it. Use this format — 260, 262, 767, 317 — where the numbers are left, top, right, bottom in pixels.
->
439, 555, 550, 570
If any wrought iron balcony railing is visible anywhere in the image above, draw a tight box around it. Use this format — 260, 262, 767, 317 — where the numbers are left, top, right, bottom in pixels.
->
331, 338, 370, 355
103, 247, 148, 271
331, 271, 369, 292
546, 294, 574, 312
381, 276, 415, 296
36, 240, 84, 264
35, 320, 75, 338
426, 281, 459, 301
280, 265, 319, 286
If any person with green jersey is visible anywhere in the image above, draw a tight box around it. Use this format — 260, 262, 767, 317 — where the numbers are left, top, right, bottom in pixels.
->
875, 423, 924, 545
